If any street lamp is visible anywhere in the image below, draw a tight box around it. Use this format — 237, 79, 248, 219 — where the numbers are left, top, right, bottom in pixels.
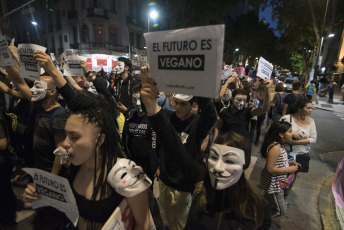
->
147, 9, 158, 32
31, 21, 38, 26
235, 48, 239, 52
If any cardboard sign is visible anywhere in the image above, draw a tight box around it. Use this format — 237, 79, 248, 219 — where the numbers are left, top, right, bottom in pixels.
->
17, 44, 47, 80
144, 25, 225, 98
102, 198, 155, 230
256, 57, 273, 79
0, 36, 13, 67
22, 168, 79, 227
64, 56, 87, 76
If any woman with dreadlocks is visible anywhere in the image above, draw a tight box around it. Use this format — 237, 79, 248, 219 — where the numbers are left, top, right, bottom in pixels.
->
24, 91, 151, 230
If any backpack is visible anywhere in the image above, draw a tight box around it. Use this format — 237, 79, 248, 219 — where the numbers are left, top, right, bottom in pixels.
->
276, 93, 284, 115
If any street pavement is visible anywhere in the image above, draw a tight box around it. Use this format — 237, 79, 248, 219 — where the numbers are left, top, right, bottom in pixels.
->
10, 88, 344, 230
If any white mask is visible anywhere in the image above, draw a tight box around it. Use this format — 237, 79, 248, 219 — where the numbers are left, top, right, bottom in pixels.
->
107, 159, 152, 197
30, 80, 48, 102
114, 61, 125, 75
132, 93, 143, 112
233, 95, 246, 110
208, 144, 245, 190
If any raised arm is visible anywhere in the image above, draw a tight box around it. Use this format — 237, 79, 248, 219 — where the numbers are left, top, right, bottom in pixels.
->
251, 83, 270, 117
0, 80, 25, 98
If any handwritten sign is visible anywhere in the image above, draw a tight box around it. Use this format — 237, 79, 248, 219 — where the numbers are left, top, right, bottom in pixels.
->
256, 57, 273, 79
64, 56, 87, 76
22, 168, 79, 227
17, 44, 47, 80
144, 24, 225, 98
0, 36, 13, 67
102, 198, 155, 230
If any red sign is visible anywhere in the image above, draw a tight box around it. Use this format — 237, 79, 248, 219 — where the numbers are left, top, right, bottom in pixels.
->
112, 61, 117, 67
97, 59, 107, 66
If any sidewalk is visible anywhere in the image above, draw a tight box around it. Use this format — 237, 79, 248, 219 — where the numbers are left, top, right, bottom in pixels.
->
313, 93, 344, 114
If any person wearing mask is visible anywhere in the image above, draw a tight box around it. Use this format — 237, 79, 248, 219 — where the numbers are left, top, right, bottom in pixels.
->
140, 73, 271, 229
214, 83, 270, 140
114, 57, 139, 115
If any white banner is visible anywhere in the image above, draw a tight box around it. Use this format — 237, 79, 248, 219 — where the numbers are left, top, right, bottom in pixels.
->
22, 168, 79, 227
0, 36, 13, 67
64, 56, 87, 76
144, 24, 225, 98
102, 198, 155, 230
17, 44, 47, 80
256, 57, 273, 79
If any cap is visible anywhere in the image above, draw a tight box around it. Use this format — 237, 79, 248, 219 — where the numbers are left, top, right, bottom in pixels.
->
173, 94, 193, 101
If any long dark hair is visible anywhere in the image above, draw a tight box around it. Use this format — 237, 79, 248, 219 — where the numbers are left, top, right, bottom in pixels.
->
260, 120, 291, 159
294, 97, 312, 113
196, 132, 264, 229
67, 91, 118, 229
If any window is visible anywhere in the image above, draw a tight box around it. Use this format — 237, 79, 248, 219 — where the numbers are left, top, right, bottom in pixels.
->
109, 27, 117, 45
64, 35, 68, 42
51, 37, 55, 52
129, 32, 134, 46
59, 35, 63, 52
94, 25, 104, 46
136, 34, 140, 47
112, 0, 117, 12
81, 25, 89, 43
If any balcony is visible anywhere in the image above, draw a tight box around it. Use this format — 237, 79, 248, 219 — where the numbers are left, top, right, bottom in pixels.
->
87, 8, 108, 18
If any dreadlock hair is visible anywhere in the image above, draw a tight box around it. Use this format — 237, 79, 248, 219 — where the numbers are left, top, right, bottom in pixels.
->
260, 120, 291, 159
195, 132, 265, 229
67, 90, 118, 229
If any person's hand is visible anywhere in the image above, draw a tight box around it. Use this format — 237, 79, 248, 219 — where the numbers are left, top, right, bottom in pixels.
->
33, 51, 57, 76
117, 103, 128, 113
140, 65, 160, 116
289, 164, 299, 173
291, 131, 302, 139
154, 167, 160, 181
289, 161, 301, 167
23, 183, 40, 203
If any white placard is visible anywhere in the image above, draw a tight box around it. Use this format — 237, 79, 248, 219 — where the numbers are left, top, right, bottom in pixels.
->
22, 168, 79, 227
50, 53, 55, 61
144, 24, 225, 98
64, 56, 87, 76
102, 198, 155, 230
65, 49, 74, 57
256, 57, 273, 79
17, 44, 47, 80
0, 36, 13, 67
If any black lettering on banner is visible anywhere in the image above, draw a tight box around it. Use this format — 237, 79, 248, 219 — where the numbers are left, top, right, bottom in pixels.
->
25, 63, 38, 72
36, 184, 67, 202
2, 52, 9, 59
69, 64, 82, 69
20, 54, 35, 63
158, 55, 204, 71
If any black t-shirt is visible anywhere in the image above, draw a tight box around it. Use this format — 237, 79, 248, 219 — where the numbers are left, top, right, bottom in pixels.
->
127, 112, 158, 179
284, 93, 304, 114
33, 107, 68, 172
219, 107, 252, 138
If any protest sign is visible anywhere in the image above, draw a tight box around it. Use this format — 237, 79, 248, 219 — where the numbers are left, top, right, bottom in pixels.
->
64, 56, 87, 76
17, 44, 47, 80
22, 168, 79, 227
102, 198, 155, 230
65, 49, 74, 57
50, 53, 55, 61
144, 24, 225, 98
256, 57, 273, 79
0, 36, 13, 67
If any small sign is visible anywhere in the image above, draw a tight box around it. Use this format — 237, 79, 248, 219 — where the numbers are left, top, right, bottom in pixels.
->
64, 49, 74, 57
64, 56, 87, 76
22, 168, 79, 227
0, 36, 13, 67
256, 57, 273, 79
144, 24, 225, 98
102, 198, 155, 230
17, 44, 47, 80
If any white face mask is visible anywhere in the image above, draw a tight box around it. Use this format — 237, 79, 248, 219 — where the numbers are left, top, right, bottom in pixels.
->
233, 95, 247, 110
30, 80, 48, 102
107, 159, 152, 197
208, 144, 245, 190
114, 61, 125, 75
132, 93, 142, 112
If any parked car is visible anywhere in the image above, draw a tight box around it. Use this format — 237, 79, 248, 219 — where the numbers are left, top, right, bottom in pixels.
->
284, 77, 298, 92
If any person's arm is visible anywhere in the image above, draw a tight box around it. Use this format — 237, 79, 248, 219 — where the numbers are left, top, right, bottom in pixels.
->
0, 137, 8, 151
288, 118, 317, 145
213, 117, 223, 143
282, 104, 288, 116
0, 81, 25, 98
126, 191, 150, 230
215, 76, 234, 102
197, 96, 217, 141
251, 85, 270, 117
266, 145, 298, 175
65, 76, 82, 91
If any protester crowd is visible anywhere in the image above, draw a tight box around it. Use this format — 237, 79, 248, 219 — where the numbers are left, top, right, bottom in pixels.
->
0, 44, 319, 230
